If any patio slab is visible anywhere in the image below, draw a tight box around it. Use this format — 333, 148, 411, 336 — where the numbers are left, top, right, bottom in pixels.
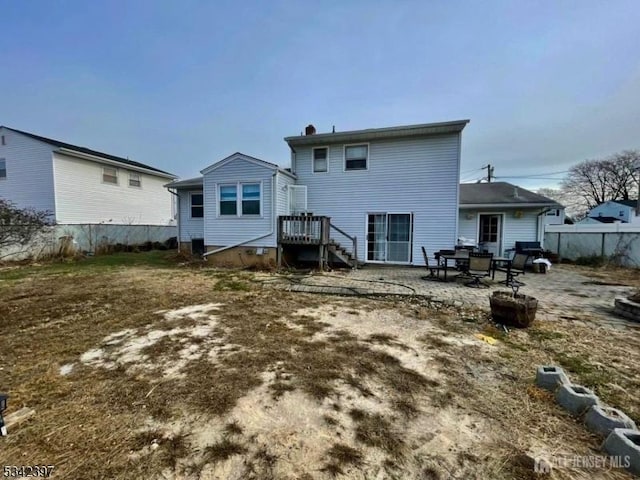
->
268, 265, 638, 328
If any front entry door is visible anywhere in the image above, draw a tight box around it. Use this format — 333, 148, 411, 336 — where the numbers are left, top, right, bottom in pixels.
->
478, 214, 502, 256
367, 213, 413, 263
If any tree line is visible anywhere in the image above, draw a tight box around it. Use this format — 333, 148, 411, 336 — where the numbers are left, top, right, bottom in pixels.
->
538, 150, 640, 220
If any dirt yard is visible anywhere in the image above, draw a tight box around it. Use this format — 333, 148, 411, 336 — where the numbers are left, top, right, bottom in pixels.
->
1, 252, 639, 479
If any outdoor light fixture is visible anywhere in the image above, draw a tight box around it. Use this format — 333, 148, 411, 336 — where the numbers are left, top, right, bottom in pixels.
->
0, 393, 7, 436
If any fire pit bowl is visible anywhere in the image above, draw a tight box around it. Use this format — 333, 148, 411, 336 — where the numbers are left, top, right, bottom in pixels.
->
490, 290, 538, 328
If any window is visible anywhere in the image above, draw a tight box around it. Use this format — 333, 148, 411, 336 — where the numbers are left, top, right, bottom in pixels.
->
546, 209, 557, 216
619, 211, 624, 217
242, 183, 261, 215
129, 173, 141, 187
313, 147, 328, 173
219, 185, 237, 215
102, 166, 118, 184
345, 144, 368, 170
191, 193, 204, 218
0, 159, 6, 179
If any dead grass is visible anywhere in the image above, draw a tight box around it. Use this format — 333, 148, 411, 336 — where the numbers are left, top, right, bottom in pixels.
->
1, 259, 638, 479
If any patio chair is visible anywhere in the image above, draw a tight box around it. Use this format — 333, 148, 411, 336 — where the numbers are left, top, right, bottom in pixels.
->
421, 247, 442, 281
497, 253, 529, 286
465, 252, 493, 288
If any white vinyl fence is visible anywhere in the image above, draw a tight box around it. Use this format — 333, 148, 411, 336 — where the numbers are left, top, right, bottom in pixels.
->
544, 224, 640, 267
1, 223, 178, 260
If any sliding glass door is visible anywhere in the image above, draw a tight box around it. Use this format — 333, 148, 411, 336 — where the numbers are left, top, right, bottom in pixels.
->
367, 213, 413, 263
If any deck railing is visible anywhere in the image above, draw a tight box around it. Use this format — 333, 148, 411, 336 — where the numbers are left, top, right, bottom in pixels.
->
278, 215, 330, 245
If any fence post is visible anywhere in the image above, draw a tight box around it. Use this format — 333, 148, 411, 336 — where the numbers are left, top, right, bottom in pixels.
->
601, 232, 606, 258
557, 232, 561, 262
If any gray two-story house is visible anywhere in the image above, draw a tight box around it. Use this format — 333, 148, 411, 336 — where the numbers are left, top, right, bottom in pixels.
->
166, 120, 469, 267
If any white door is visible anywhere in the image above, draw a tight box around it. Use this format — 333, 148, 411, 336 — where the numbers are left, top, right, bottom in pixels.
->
367, 213, 413, 263
478, 214, 502, 256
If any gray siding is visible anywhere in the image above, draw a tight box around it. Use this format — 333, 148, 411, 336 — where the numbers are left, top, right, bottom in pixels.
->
294, 134, 461, 264
458, 208, 543, 255
178, 189, 204, 241
203, 158, 277, 247
0, 128, 56, 216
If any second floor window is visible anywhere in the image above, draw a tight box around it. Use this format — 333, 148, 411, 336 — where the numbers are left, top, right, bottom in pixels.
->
191, 193, 204, 218
129, 173, 141, 187
313, 147, 328, 173
345, 144, 368, 170
0, 159, 6, 179
102, 166, 118, 184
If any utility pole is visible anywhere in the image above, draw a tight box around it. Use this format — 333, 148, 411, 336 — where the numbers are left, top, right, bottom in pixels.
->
482, 164, 494, 183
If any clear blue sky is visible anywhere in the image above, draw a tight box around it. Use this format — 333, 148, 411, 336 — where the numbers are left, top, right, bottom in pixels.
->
2, 1, 639, 189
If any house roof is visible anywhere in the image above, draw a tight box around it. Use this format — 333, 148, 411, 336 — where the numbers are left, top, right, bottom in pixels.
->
164, 177, 203, 189
0, 126, 176, 178
200, 152, 295, 178
459, 182, 562, 208
284, 120, 470, 147
590, 216, 626, 224
610, 199, 639, 208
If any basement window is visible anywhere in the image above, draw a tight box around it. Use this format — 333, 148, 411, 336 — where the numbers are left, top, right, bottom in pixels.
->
0, 159, 5, 179
102, 166, 118, 184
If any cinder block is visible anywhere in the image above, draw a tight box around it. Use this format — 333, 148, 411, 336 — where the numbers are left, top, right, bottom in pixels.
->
555, 383, 599, 416
536, 365, 570, 392
602, 428, 640, 476
585, 405, 637, 437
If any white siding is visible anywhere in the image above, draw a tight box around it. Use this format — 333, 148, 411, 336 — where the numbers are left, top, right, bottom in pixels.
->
203, 158, 277, 247
458, 208, 543, 255
53, 152, 174, 224
0, 128, 56, 215
294, 134, 461, 264
276, 171, 297, 216
177, 189, 204, 241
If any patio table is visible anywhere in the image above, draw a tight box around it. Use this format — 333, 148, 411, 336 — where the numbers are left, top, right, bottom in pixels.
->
491, 257, 513, 284
439, 252, 470, 281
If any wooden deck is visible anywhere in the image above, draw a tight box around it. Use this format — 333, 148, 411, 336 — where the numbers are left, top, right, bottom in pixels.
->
277, 215, 358, 269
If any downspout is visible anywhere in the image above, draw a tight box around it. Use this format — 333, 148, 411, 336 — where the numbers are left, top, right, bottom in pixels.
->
203, 172, 277, 257
536, 207, 551, 249
167, 188, 181, 251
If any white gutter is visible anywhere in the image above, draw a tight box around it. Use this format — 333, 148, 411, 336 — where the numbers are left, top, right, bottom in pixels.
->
203, 172, 277, 257
56, 147, 177, 179
460, 203, 560, 209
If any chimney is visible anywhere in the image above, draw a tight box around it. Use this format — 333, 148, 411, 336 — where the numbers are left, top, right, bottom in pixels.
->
513, 187, 519, 198
305, 124, 316, 136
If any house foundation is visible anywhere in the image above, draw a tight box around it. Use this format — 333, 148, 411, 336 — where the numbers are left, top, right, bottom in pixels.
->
205, 246, 277, 268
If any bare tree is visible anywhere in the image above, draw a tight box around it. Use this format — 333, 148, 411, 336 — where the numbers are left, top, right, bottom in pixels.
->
536, 187, 584, 220
0, 198, 52, 254
561, 150, 640, 212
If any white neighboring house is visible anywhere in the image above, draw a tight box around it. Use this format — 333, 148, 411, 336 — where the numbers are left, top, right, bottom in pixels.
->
0, 126, 177, 224
166, 120, 469, 266
578, 199, 640, 225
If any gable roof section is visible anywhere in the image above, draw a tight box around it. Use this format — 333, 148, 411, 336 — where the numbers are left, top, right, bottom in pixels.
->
0, 126, 176, 178
200, 152, 295, 178
284, 120, 470, 147
459, 182, 562, 208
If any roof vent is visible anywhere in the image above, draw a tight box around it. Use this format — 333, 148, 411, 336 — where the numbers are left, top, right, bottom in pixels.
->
305, 124, 316, 136
513, 187, 519, 198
